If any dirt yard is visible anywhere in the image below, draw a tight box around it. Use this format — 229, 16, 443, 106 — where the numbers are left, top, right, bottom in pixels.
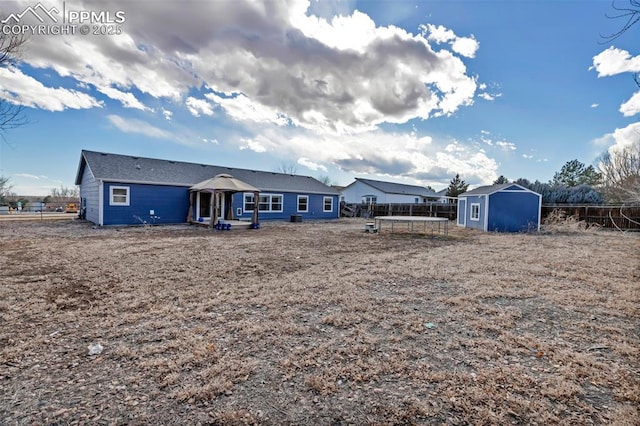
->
1, 218, 638, 425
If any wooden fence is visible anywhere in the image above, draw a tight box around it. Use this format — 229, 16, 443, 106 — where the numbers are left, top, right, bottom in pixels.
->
341, 202, 458, 220
541, 204, 640, 230
342, 202, 640, 230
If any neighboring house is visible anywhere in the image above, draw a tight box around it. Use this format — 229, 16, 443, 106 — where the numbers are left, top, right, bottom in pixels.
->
75, 150, 340, 226
457, 183, 541, 232
341, 178, 439, 204
436, 188, 457, 204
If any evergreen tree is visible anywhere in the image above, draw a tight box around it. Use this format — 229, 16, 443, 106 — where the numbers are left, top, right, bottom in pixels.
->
552, 159, 601, 187
446, 173, 469, 197
493, 175, 509, 185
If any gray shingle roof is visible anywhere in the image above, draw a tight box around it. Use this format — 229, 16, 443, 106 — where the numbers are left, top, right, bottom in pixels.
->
459, 183, 538, 196
354, 178, 438, 197
75, 150, 339, 195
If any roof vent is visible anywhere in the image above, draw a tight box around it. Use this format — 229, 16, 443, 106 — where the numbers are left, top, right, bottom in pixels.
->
131, 156, 139, 160
168, 161, 176, 164
136, 164, 141, 170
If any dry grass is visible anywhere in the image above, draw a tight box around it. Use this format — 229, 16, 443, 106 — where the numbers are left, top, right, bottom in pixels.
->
0, 218, 638, 425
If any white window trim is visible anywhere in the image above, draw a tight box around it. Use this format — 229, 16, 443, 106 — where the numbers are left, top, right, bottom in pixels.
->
323, 196, 333, 212
254, 193, 283, 213
362, 195, 377, 205
470, 203, 480, 221
243, 193, 255, 212
297, 195, 309, 213
109, 185, 130, 206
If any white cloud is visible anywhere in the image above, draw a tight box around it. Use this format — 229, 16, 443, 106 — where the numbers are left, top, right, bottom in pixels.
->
7, 0, 479, 134
162, 108, 173, 120
591, 103, 599, 108
185, 97, 215, 117
107, 115, 173, 139
451, 36, 479, 58
619, 90, 640, 116
97, 86, 149, 110
591, 47, 640, 77
298, 157, 328, 172
496, 141, 516, 151
205, 93, 289, 125
600, 122, 640, 155
0, 66, 102, 111
592, 47, 640, 117
14, 173, 45, 180
478, 92, 501, 101
420, 24, 479, 58
233, 124, 498, 185
239, 135, 272, 153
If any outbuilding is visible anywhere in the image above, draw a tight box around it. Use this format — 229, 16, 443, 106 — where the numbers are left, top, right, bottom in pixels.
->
75, 150, 340, 226
457, 183, 541, 232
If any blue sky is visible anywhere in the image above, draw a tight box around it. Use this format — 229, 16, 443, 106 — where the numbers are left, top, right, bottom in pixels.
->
0, 0, 639, 196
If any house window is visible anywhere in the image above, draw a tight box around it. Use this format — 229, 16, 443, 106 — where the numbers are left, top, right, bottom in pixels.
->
363, 195, 377, 205
253, 194, 283, 212
110, 186, 129, 206
415, 197, 420, 203
323, 196, 333, 212
470, 203, 480, 221
243, 193, 255, 212
297, 195, 308, 212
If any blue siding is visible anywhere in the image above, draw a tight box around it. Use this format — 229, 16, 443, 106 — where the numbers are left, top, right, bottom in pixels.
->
487, 191, 540, 232
103, 182, 190, 225
461, 195, 485, 231
79, 165, 100, 224
231, 192, 339, 221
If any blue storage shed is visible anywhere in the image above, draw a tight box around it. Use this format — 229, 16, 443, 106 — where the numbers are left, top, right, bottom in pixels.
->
457, 183, 541, 232
75, 150, 340, 226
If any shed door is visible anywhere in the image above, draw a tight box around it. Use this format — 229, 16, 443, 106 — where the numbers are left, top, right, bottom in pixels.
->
457, 199, 466, 226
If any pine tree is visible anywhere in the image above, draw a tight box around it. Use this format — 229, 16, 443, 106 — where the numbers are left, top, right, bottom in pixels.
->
493, 175, 509, 185
446, 173, 469, 197
552, 160, 601, 187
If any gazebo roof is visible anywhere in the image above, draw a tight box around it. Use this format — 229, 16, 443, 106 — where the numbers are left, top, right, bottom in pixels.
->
190, 173, 259, 192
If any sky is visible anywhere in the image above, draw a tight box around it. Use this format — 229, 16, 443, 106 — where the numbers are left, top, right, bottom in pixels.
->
0, 0, 639, 196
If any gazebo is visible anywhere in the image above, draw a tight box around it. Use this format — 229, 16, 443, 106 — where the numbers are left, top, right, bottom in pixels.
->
188, 173, 260, 229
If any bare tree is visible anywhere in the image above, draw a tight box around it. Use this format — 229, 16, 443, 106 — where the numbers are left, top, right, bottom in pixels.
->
0, 30, 28, 134
0, 175, 12, 204
275, 161, 297, 175
317, 174, 332, 186
598, 140, 640, 203
602, 1, 640, 87
50, 185, 79, 200
602, 0, 640, 41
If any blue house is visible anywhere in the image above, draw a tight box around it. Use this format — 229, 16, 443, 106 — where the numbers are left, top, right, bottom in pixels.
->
75, 150, 340, 226
457, 183, 541, 232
